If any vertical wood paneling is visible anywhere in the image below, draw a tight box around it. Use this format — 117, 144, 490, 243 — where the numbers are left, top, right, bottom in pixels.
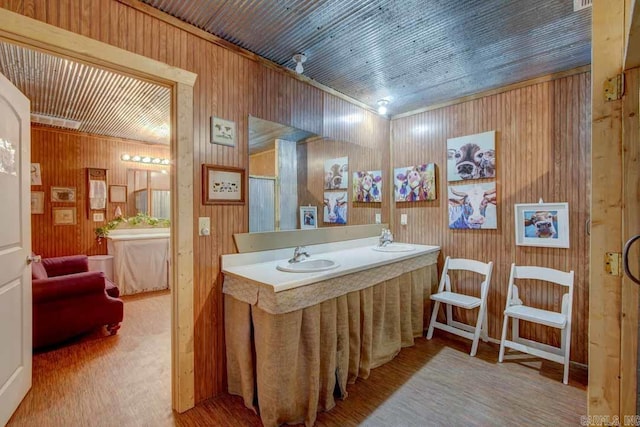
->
391, 72, 591, 364
30, 125, 170, 258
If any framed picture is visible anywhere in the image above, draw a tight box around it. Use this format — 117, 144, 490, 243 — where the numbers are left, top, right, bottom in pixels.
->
109, 185, 127, 203
31, 191, 44, 214
323, 191, 347, 224
394, 164, 436, 202
210, 116, 236, 147
299, 206, 317, 229
515, 202, 570, 248
353, 170, 382, 202
447, 130, 496, 182
53, 207, 77, 225
448, 182, 497, 229
51, 186, 76, 202
202, 164, 245, 205
324, 157, 348, 189
31, 163, 42, 185
93, 212, 105, 222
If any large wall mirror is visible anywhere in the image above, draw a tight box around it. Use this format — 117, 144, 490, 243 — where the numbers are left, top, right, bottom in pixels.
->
248, 115, 386, 233
127, 169, 171, 219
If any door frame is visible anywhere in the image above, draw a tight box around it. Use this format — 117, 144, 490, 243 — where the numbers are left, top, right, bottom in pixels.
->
0, 8, 197, 412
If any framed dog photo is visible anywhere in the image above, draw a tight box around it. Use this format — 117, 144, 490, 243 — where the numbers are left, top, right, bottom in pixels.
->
514, 202, 569, 248
299, 206, 317, 229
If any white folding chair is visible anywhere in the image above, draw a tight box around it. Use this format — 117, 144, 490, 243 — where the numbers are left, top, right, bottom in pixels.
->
498, 264, 575, 384
426, 256, 493, 357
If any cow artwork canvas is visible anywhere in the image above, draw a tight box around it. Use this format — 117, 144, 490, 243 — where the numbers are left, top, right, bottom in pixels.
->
394, 163, 436, 202
448, 182, 497, 229
447, 130, 496, 182
323, 191, 348, 224
324, 157, 349, 190
515, 202, 570, 248
352, 170, 382, 202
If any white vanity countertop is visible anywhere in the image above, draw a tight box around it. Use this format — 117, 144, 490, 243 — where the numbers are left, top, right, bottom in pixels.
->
222, 237, 440, 293
107, 227, 170, 241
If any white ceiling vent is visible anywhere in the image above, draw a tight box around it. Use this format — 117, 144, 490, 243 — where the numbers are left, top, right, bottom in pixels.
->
31, 113, 81, 130
573, 0, 592, 12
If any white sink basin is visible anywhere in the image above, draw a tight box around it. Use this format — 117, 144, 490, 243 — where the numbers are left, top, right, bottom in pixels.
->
276, 259, 340, 273
371, 244, 416, 252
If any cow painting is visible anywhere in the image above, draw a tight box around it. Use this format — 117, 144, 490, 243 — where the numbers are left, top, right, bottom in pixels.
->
448, 183, 497, 229
324, 156, 348, 190
323, 191, 348, 224
353, 170, 382, 202
394, 163, 436, 202
524, 210, 558, 238
446, 131, 496, 182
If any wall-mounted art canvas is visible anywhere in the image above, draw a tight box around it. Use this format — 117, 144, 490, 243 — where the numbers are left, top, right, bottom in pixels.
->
31, 191, 44, 214
324, 156, 348, 190
352, 170, 382, 202
515, 202, 569, 248
51, 186, 76, 203
447, 130, 496, 182
210, 116, 236, 147
53, 207, 77, 225
299, 206, 317, 229
448, 182, 497, 229
323, 191, 347, 224
202, 164, 245, 204
31, 163, 42, 185
394, 163, 436, 202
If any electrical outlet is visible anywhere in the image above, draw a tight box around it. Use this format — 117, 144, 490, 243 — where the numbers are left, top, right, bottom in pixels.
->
198, 217, 211, 236
375, 213, 381, 224
400, 214, 408, 225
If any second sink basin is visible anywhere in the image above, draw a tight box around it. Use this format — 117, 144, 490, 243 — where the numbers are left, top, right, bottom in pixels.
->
371, 243, 416, 252
276, 258, 340, 273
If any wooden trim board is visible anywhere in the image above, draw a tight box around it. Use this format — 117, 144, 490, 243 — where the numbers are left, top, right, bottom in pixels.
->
0, 8, 196, 413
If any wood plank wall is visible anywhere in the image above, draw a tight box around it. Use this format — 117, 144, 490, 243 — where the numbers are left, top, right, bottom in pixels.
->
30, 125, 170, 258
0, 0, 389, 402
391, 71, 591, 364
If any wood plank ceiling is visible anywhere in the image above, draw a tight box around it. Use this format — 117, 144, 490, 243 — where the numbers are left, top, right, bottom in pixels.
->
0, 41, 171, 144
142, 0, 592, 116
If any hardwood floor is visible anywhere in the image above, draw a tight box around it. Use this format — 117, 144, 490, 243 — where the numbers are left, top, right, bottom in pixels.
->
9, 291, 587, 426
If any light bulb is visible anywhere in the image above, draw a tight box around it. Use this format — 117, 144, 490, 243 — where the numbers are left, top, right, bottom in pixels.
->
142, 157, 151, 163
378, 105, 387, 115
295, 62, 304, 74
121, 154, 131, 161
132, 155, 141, 162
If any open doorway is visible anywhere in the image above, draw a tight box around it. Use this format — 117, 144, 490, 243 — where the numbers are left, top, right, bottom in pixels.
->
0, 8, 196, 420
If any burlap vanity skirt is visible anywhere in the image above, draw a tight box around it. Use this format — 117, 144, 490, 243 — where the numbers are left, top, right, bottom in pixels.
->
224, 253, 438, 427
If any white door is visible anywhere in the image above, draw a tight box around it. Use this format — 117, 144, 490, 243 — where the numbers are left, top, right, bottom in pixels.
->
0, 71, 32, 424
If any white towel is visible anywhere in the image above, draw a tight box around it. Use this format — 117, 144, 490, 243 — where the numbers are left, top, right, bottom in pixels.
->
90, 180, 106, 209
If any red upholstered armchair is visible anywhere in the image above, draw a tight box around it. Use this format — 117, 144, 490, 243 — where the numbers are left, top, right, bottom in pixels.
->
31, 254, 124, 349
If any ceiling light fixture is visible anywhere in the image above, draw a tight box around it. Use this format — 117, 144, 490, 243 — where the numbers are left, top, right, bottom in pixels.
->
377, 99, 389, 115
292, 53, 307, 74
121, 153, 170, 166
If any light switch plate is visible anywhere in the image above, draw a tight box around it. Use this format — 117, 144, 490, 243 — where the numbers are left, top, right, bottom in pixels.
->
375, 213, 381, 224
400, 214, 408, 225
198, 217, 211, 236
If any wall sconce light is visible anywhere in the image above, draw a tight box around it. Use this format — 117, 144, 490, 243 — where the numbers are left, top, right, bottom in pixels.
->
292, 53, 307, 74
377, 99, 389, 116
121, 153, 170, 165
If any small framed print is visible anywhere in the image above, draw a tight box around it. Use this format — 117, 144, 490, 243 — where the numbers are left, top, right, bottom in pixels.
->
515, 202, 570, 248
53, 207, 77, 225
93, 212, 105, 222
299, 206, 318, 229
202, 164, 245, 205
210, 116, 236, 147
31, 163, 42, 186
31, 191, 44, 214
51, 186, 76, 203
109, 185, 127, 203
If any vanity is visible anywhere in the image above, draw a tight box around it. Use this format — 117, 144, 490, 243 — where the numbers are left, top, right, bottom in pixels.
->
222, 235, 440, 427
107, 228, 170, 295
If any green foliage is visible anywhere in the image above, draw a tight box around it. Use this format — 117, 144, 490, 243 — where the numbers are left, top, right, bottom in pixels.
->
94, 212, 170, 239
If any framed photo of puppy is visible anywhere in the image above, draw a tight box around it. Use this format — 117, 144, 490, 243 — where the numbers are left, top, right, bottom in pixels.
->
514, 202, 569, 248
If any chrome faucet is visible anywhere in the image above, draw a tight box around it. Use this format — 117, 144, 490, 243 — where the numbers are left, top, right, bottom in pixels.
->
378, 228, 394, 247
288, 246, 310, 263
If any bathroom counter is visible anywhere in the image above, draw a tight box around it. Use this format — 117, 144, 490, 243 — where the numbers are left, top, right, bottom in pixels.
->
222, 237, 439, 292
222, 237, 440, 427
